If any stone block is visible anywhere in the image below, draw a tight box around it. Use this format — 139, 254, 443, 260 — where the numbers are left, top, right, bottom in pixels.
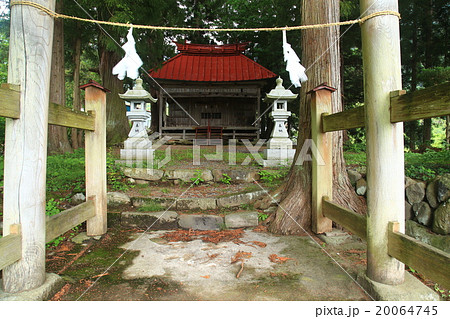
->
432, 199, 449, 235
212, 169, 259, 183
426, 179, 439, 208
347, 170, 362, 186
131, 197, 174, 209
107, 192, 131, 207
165, 169, 214, 182
406, 220, 450, 253
437, 173, 450, 202
217, 190, 265, 208
405, 201, 413, 221
406, 182, 426, 205
122, 167, 164, 181
178, 214, 224, 231
225, 211, 259, 228
121, 211, 178, 230
356, 178, 367, 196
176, 198, 217, 210
71, 193, 86, 205
412, 202, 432, 226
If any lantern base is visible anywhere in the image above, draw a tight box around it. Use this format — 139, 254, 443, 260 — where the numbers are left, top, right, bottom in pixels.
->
262, 148, 295, 167
120, 137, 154, 165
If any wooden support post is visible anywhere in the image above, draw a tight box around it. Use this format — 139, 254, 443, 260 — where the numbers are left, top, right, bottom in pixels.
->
159, 90, 163, 137
360, 0, 405, 285
310, 84, 336, 234
2, 0, 56, 293
256, 89, 261, 140
80, 81, 109, 236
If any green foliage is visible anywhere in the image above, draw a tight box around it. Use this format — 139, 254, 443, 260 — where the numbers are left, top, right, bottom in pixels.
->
190, 169, 204, 185
344, 149, 450, 181
106, 152, 131, 191
418, 67, 450, 88
343, 152, 366, 167
45, 198, 61, 217
220, 173, 232, 185
46, 149, 86, 195
404, 150, 450, 180
258, 212, 268, 221
259, 169, 288, 187
0, 31, 8, 84
239, 203, 254, 210
434, 284, 448, 299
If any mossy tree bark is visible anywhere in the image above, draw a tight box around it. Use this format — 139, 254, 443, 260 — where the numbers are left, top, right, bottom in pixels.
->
269, 0, 365, 235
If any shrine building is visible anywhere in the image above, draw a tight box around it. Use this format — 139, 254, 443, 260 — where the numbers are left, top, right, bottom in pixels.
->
149, 42, 277, 141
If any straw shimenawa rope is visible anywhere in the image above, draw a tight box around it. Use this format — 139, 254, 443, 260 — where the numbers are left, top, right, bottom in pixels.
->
10, 1, 401, 32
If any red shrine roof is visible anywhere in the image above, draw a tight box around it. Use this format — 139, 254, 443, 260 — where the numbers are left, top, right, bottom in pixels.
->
149, 42, 277, 82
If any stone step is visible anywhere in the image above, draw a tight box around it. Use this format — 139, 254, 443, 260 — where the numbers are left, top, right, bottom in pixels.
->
120, 210, 260, 231
131, 190, 265, 211
120, 167, 261, 183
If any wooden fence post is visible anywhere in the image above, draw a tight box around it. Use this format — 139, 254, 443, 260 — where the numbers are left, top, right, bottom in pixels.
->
360, 0, 405, 285
2, 0, 56, 293
80, 81, 109, 236
310, 84, 336, 234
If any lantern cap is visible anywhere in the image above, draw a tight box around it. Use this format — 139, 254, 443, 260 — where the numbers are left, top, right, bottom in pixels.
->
265, 77, 298, 101
119, 78, 157, 103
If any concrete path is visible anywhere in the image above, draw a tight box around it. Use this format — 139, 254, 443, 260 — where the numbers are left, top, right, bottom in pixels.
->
112, 229, 371, 301
43, 227, 372, 301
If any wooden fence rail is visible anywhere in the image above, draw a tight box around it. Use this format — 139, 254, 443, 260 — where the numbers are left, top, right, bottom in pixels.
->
388, 222, 450, 288
321, 106, 365, 133
0, 225, 22, 271
320, 82, 450, 133
0, 85, 96, 130
390, 82, 450, 123
48, 103, 95, 131
46, 199, 96, 243
322, 197, 367, 240
0, 84, 20, 119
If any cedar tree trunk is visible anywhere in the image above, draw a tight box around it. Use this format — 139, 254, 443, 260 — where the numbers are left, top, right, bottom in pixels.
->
269, 0, 365, 235
48, 0, 72, 154
71, 22, 82, 149
99, 47, 129, 145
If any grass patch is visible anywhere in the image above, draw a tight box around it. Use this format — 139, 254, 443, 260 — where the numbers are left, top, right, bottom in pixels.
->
344, 149, 450, 181
137, 201, 165, 212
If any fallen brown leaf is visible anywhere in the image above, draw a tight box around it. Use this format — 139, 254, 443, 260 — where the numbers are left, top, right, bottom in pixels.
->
231, 251, 252, 264
268, 254, 292, 263
251, 241, 267, 248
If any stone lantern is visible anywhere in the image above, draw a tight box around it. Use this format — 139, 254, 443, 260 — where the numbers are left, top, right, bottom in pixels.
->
119, 78, 157, 164
263, 77, 298, 166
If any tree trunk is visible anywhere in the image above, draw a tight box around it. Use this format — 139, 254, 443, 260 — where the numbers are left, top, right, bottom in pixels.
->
48, 0, 72, 154
446, 115, 450, 150
421, 0, 433, 149
269, 0, 365, 235
71, 22, 82, 149
99, 47, 129, 145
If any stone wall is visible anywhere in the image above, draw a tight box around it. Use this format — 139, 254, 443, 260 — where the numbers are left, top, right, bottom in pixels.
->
348, 170, 449, 236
